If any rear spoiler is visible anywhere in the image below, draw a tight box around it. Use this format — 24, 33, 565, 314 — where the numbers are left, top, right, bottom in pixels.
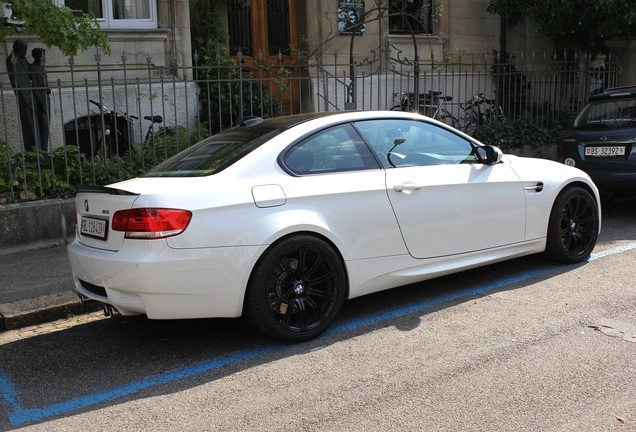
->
77, 185, 138, 196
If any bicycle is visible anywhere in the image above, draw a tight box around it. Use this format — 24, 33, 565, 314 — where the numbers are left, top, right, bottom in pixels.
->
391, 90, 459, 128
140, 113, 174, 148
84, 99, 138, 158
460, 93, 506, 133
85, 99, 177, 158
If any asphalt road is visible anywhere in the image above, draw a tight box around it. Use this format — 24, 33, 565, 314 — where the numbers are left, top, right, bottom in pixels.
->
1, 244, 73, 304
1, 197, 635, 431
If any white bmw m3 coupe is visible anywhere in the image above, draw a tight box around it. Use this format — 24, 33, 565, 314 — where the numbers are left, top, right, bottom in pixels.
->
67, 110, 601, 341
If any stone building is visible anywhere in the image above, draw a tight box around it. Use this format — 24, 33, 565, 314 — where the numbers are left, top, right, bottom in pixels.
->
0, 0, 634, 152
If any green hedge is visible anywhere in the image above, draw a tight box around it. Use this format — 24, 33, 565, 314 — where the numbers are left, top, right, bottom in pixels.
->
470, 110, 576, 151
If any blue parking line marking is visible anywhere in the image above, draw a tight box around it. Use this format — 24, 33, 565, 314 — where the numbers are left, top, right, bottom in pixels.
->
0, 372, 20, 414
2, 242, 636, 427
5, 345, 283, 426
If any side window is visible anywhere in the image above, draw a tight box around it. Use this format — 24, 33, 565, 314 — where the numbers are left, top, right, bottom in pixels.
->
60, 0, 157, 29
283, 124, 377, 175
354, 119, 478, 168
389, 0, 433, 34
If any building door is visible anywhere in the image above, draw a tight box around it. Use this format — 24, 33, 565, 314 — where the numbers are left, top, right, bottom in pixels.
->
227, 0, 300, 114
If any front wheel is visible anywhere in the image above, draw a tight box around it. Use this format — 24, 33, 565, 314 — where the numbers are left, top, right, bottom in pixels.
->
244, 235, 347, 342
544, 186, 599, 263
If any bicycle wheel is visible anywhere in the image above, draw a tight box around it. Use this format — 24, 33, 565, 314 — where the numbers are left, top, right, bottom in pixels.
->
438, 110, 459, 129
461, 117, 476, 134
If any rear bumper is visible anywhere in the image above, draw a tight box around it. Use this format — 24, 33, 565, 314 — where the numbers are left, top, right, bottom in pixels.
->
559, 156, 636, 189
67, 238, 264, 319
586, 169, 636, 190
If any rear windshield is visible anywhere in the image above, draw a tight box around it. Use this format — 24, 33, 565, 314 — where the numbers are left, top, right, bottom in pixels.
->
574, 98, 636, 129
143, 127, 282, 177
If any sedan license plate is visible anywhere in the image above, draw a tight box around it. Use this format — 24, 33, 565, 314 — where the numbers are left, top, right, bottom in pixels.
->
81, 216, 108, 240
585, 146, 626, 157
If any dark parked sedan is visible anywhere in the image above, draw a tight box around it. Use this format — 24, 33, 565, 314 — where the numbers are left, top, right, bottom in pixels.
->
558, 86, 636, 194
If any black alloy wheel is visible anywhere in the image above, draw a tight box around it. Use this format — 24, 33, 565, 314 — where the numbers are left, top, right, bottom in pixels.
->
244, 235, 346, 342
545, 186, 599, 263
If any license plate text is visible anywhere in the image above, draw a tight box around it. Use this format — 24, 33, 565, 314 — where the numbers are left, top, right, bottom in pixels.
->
81, 216, 108, 240
585, 146, 626, 157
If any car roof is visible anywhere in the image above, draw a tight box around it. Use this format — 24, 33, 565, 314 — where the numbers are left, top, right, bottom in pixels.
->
203, 112, 343, 142
589, 86, 636, 102
235, 112, 343, 130
226, 110, 425, 136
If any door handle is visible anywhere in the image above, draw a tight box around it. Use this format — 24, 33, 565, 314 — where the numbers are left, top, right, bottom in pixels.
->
523, 182, 544, 192
394, 182, 423, 193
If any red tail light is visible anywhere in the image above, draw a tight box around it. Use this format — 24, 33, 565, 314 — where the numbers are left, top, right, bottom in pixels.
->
112, 208, 192, 239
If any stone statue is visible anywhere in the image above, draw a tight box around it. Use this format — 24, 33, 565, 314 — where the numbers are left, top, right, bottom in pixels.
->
29, 48, 51, 151
5, 39, 37, 151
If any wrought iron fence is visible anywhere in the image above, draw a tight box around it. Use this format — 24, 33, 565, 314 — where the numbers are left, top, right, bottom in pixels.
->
0, 50, 618, 202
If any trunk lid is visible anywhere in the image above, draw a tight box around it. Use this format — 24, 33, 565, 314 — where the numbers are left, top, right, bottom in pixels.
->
74, 186, 139, 251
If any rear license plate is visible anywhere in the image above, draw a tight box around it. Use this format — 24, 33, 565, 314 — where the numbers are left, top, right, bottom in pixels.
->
585, 146, 626, 157
81, 216, 108, 240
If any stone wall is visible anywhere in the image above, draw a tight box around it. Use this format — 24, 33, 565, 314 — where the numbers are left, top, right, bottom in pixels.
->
0, 199, 75, 254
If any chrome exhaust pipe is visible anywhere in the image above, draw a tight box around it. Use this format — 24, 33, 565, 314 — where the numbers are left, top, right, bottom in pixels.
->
102, 304, 112, 317
102, 304, 120, 317
77, 293, 96, 305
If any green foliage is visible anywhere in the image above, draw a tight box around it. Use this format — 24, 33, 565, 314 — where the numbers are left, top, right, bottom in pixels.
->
471, 117, 551, 150
6, 146, 78, 199
0, 124, 207, 202
471, 108, 577, 150
190, 0, 228, 58
80, 154, 136, 187
0, 138, 10, 193
141, 125, 192, 169
190, 0, 283, 133
487, 0, 636, 55
196, 62, 285, 134
1, 0, 110, 56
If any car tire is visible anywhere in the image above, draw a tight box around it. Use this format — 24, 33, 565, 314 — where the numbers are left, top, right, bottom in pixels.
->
544, 186, 599, 263
244, 235, 347, 342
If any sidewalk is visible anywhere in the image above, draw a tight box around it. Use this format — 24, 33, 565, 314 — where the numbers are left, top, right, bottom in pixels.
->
0, 198, 102, 331
0, 243, 100, 331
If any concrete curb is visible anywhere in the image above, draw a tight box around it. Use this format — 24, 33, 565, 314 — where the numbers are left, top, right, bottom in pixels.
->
0, 290, 101, 331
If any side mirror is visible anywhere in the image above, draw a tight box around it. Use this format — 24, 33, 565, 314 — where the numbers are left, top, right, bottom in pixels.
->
475, 145, 503, 165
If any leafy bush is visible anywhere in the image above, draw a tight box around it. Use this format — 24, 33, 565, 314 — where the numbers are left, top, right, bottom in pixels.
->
0, 138, 10, 193
196, 55, 285, 134
0, 123, 208, 203
190, 0, 283, 134
4, 146, 80, 199
471, 108, 577, 150
80, 154, 137, 187
138, 123, 219, 172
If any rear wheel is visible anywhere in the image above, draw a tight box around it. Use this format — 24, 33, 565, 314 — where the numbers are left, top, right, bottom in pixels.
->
438, 110, 459, 129
244, 235, 347, 342
544, 186, 599, 263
